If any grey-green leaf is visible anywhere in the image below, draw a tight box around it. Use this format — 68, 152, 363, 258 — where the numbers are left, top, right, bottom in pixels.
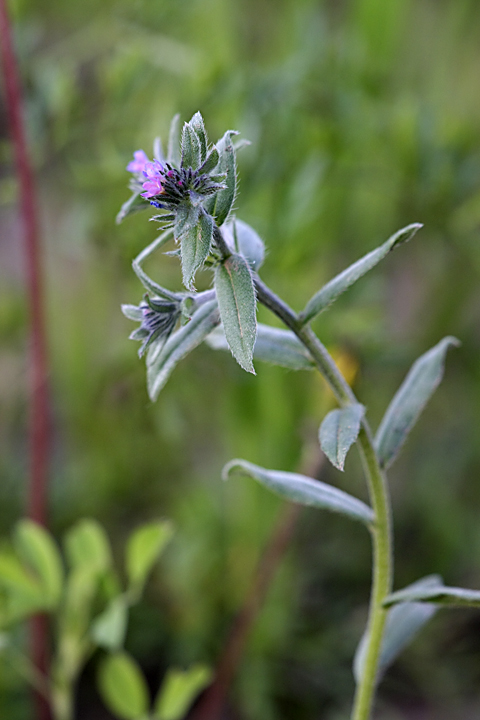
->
375, 336, 460, 469
98, 652, 149, 720
199, 146, 219, 175
203, 130, 238, 225
206, 323, 313, 371
189, 112, 208, 162
224, 218, 265, 271
91, 595, 128, 652
214, 253, 257, 373
299, 224, 422, 325
354, 575, 440, 684
147, 300, 220, 401
223, 459, 374, 526
319, 404, 365, 471
167, 114, 181, 166
181, 123, 201, 170
180, 210, 213, 290
384, 579, 480, 609
154, 664, 212, 720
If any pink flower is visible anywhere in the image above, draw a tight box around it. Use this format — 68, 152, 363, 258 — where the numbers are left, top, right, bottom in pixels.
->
141, 160, 165, 198
126, 150, 150, 174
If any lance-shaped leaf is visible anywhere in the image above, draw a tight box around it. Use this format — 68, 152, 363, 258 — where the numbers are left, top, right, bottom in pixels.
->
299, 224, 422, 325
354, 575, 440, 684
384, 579, 480, 609
204, 130, 238, 225
181, 122, 202, 170
214, 253, 257, 373
375, 336, 459, 469
179, 209, 213, 289
198, 146, 219, 175
167, 114, 181, 166
206, 323, 314, 371
319, 404, 365, 471
189, 111, 208, 162
154, 664, 212, 720
223, 218, 265, 271
147, 300, 220, 400
223, 459, 374, 526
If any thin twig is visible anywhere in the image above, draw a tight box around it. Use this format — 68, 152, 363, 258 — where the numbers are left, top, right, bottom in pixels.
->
0, 2, 52, 719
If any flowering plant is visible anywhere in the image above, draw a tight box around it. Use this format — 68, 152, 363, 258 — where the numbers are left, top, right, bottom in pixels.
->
120, 111, 480, 720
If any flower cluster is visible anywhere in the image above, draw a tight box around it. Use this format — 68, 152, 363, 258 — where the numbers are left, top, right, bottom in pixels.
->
128, 296, 181, 357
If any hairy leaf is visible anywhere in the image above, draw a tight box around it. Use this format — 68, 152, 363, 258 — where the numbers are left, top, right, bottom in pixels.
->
203, 130, 238, 225
180, 209, 213, 289
354, 575, 440, 684
147, 300, 220, 400
375, 336, 459, 468
189, 111, 208, 162
299, 224, 422, 325
181, 122, 201, 170
223, 459, 374, 526
319, 404, 365, 471
223, 218, 265, 271
206, 322, 313, 371
167, 114, 181, 166
214, 253, 257, 373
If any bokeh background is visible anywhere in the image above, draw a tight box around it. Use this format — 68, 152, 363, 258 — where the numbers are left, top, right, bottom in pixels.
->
1, 0, 480, 718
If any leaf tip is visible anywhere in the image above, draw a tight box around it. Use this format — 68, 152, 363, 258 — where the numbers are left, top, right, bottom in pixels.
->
391, 222, 424, 249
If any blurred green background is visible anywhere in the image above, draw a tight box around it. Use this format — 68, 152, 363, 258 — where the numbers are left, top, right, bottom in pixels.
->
1, 0, 480, 717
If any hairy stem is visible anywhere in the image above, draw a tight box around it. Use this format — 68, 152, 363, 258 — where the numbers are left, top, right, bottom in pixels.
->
253, 275, 393, 720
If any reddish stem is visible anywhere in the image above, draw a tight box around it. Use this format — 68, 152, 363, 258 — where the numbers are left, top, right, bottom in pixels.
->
0, 1, 52, 719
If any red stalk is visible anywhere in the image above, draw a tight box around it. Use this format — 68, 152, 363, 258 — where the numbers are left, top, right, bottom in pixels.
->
0, 1, 52, 719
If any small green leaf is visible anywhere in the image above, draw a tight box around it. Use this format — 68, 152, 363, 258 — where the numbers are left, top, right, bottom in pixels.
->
0, 551, 47, 624
354, 575, 440, 684
223, 459, 374, 526
224, 219, 265, 271
147, 300, 220, 400
181, 123, 201, 170
203, 130, 238, 225
384, 579, 480, 609
206, 323, 313, 371
214, 253, 257, 374
167, 114, 181, 166
98, 652, 150, 720
189, 112, 208, 162
126, 520, 174, 592
154, 664, 212, 720
198, 147, 219, 175
14, 520, 63, 608
91, 596, 128, 652
64, 519, 112, 573
299, 224, 422, 325
375, 336, 459, 468
319, 404, 365, 471
180, 210, 213, 290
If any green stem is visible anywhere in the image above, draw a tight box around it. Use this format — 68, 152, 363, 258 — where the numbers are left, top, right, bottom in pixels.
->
253, 275, 393, 720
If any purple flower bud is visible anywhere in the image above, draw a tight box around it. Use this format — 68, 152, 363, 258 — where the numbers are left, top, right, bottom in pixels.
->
141, 160, 166, 199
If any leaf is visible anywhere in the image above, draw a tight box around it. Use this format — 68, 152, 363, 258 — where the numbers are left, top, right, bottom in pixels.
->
0, 551, 47, 624
375, 336, 460, 469
14, 520, 63, 608
122, 304, 143, 322
147, 299, 220, 401
198, 147, 219, 175
203, 130, 238, 225
319, 404, 365, 471
91, 595, 128, 652
189, 112, 208, 162
132, 261, 181, 302
180, 210, 213, 290
64, 519, 112, 573
354, 575, 440, 684
223, 218, 265, 271
98, 652, 150, 720
167, 114, 181, 166
126, 520, 174, 593
223, 459, 374, 526
181, 122, 201, 170
299, 224, 422, 325
206, 323, 314, 371
154, 664, 212, 720
214, 253, 257, 373
384, 579, 480, 609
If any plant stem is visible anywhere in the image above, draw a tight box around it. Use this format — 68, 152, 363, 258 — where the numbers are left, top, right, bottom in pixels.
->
0, 3, 52, 720
253, 275, 393, 720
